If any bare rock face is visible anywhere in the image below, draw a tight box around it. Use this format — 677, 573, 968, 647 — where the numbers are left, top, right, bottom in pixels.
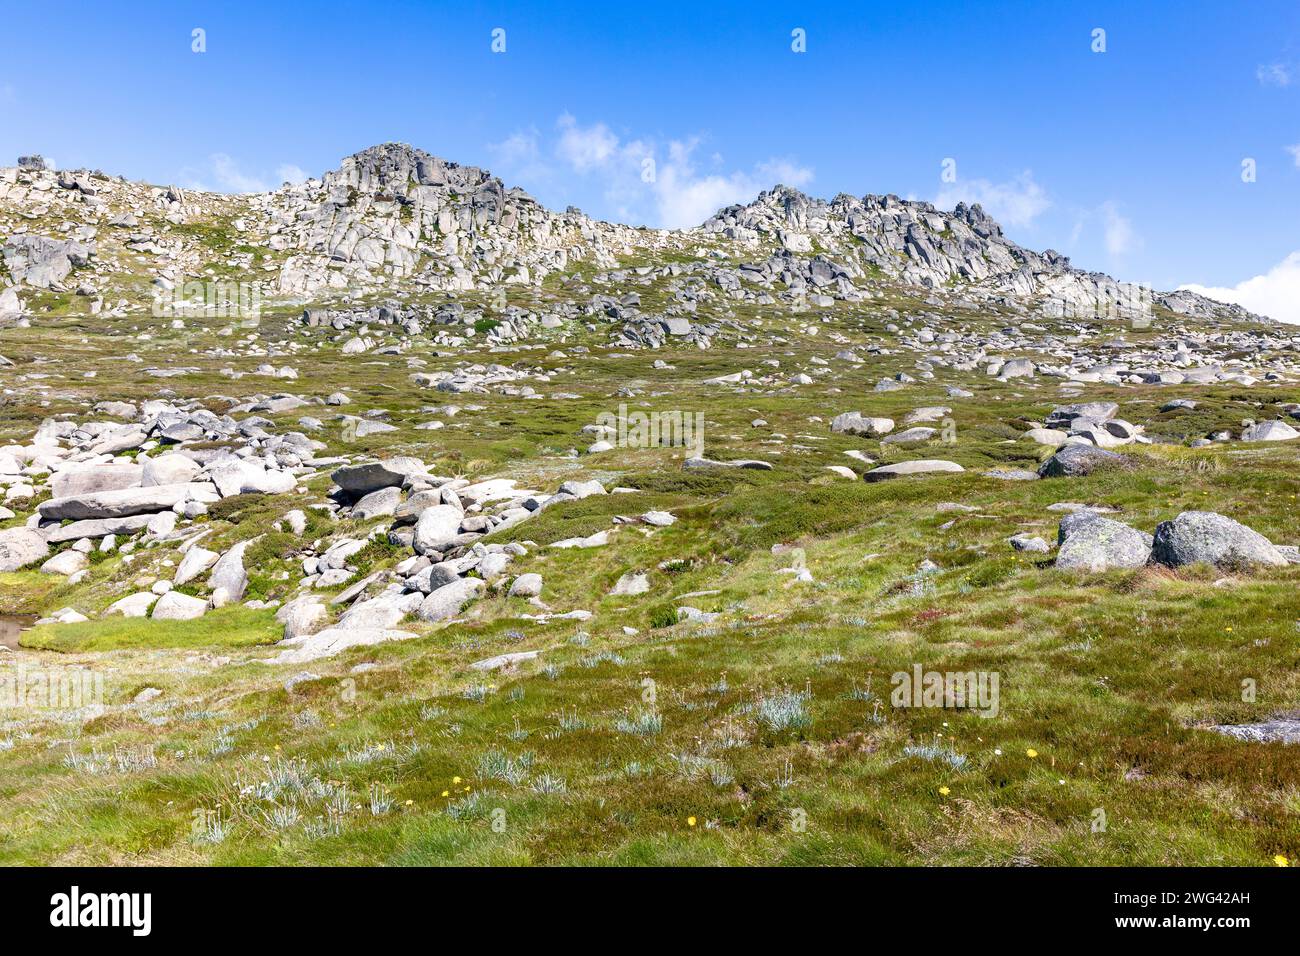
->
1151, 512, 1286, 570
1, 234, 94, 289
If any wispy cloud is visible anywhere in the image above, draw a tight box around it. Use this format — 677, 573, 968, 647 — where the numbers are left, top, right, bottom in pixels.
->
1100, 200, 1138, 256
0, 83, 15, 105
179, 154, 308, 193
276, 164, 309, 185
489, 114, 812, 228
1180, 251, 1300, 324
1286, 143, 1300, 168
1256, 63, 1292, 87
932, 171, 1050, 229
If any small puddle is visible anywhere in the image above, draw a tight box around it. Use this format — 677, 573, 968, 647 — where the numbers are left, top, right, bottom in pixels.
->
0, 615, 38, 651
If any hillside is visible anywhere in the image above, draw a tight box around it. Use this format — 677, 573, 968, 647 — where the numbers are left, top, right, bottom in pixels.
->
0, 144, 1298, 867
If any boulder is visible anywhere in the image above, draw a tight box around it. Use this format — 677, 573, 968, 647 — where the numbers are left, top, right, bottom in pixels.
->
1046, 402, 1119, 428
1150, 511, 1286, 569
208, 541, 249, 605
507, 573, 543, 598
417, 577, 485, 622
332, 457, 426, 495
104, 592, 158, 618
49, 464, 143, 498
831, 412, 894, 437
0, 527, 49, 572
38, 483, 205, 521
863, 460, 964, 482
151, 591, 208, 621
1055, 514, 1152, 572
40, 550, 88, 576
413, 504, 466, 555
141, 453, 202, 487
1038, 444, 1134, 478
272, 626, 419, 664
45, 515, 152, 543
1240, 421, 1299, 442
352, 486, 402, 520
174, 546, 219, 585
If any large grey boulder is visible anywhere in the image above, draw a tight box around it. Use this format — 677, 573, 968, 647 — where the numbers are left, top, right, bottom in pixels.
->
276, 596, 328, 639
683, 456, 773, 470
0, 527, 49, 572
45, 515, 152, 543
881, 426, 937, 445
352, 486, 402, 520
1150, 511, 1286, 569
141, 453, 202, 487
863, 460, 964, 482
208, 541, 249, 606
2, 235, 92, 288
151, 591, 208, 621
332, 457, 426, 495
173, 546, 219, 585
413, 504, 466, 555
831, 412, 894, 437
417, 577, 485, 622
49, 464, 143, 498
1046, 402, 1119, 428
1055, 514, 1152, 572
38, 482, 204, 521
1240, 421, 1299, 442
104, 592, 158, 618
337, 590, 423, 629
40, 550, 88, 576
1038, 444, 1134, 478
507, 573, 543, 598
205, 459, 295, 497
998, 359, 1035, 379
272, 626, 418, 664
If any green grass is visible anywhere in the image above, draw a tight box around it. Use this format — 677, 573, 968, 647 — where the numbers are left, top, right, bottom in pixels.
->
20, 606, 281, 652
1, 201, 1298, 865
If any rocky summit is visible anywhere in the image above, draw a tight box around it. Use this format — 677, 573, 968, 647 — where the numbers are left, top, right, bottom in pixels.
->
1, 143, 1298, 868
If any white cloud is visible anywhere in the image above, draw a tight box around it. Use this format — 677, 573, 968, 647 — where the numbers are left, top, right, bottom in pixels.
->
0, 83, 15, 105
276, 164, 308, 185
1100, 200, 1138, 256
555, 113, 619, 172
1286, 143, 1300, 167
932, 171, 1050, 229
1179, 251, 1300, 324
179, 154, 309, 193
209, 154, 269, 192
1257, 63, 1292, 87
490, 114, 813, 228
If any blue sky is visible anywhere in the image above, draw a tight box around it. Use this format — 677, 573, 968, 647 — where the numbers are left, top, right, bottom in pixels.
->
2, 1, 1299, 318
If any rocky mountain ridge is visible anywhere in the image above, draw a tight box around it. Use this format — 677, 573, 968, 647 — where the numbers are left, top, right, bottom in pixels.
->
0, 143, 1267, 328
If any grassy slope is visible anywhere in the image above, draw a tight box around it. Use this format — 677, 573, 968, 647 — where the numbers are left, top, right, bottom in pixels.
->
1, 260, 1298, 866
